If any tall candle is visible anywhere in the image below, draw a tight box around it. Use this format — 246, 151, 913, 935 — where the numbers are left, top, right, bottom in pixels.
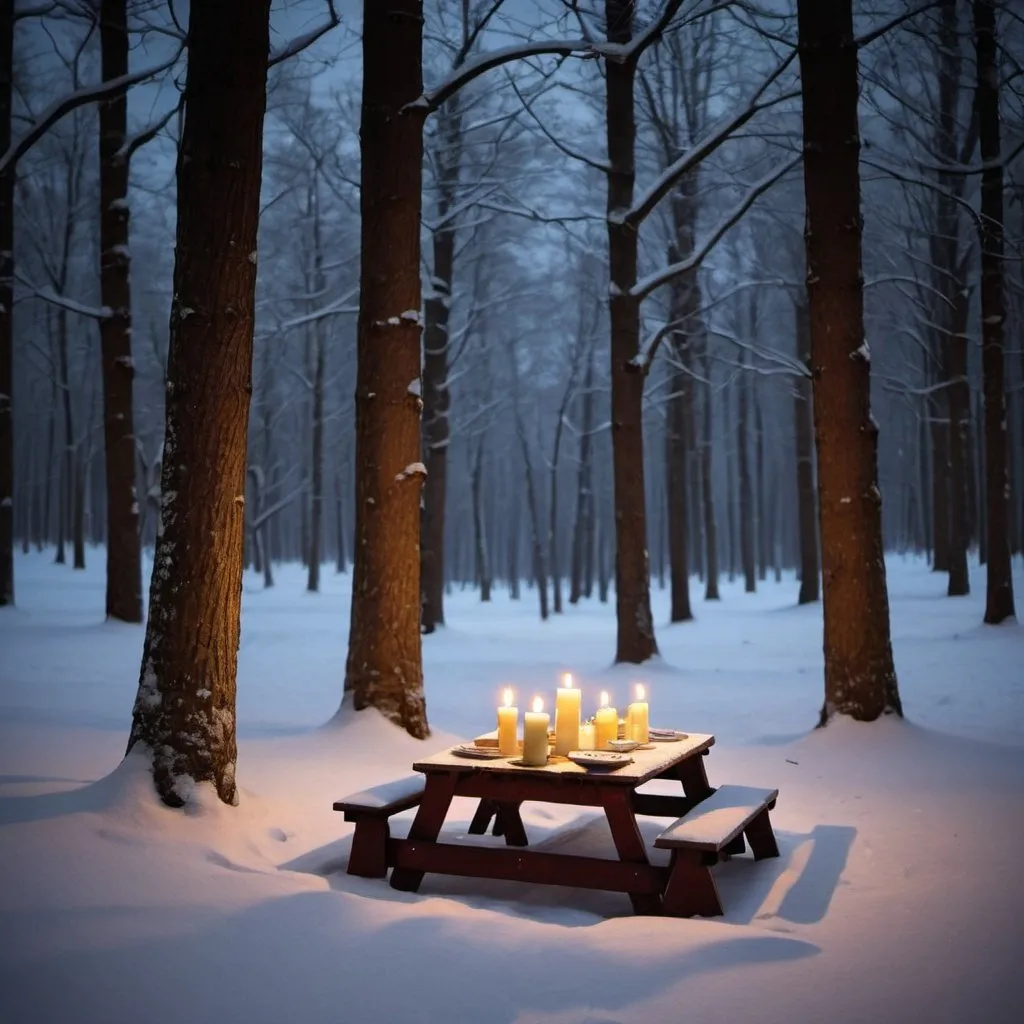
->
522, 697, 550, 766
497, 688, 518, 756
554, 672, 581, 755
628, 684, 649, 742
594, 691, 618, 750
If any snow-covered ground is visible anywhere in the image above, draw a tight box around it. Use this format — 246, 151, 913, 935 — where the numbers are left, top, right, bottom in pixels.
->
1, 550, 1022, 1024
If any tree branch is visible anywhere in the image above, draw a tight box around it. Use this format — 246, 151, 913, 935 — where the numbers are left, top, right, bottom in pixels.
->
0, 46, 183, 176
632, 153, 801, 301
268, 0, 340, 67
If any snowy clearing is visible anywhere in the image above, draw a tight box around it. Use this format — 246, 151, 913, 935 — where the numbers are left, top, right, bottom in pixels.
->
1, 551, 1023, 1024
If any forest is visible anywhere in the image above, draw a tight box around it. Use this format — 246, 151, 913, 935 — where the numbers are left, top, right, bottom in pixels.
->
1, 0, 1021, 797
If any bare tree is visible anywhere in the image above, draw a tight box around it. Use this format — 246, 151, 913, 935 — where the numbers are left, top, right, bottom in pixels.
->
126, 0, 272, 806
797, 0, 903, 723
975, 0, 1015, 624
0, 0, 12, 606
344, 0, 429, 737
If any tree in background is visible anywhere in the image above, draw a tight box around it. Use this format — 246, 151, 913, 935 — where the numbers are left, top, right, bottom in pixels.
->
0, 0, 12, 606
98, 0, 142, 623
975, 0, 1015, 625
797, 0, 903, 723
126, 0, 272, 805
343, 0, 429, 738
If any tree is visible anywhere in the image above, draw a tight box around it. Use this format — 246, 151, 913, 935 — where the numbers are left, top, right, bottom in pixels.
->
974, 0, 1015, 625
98, 0, 142, 622
0, 0, 12, 607
126, 0, 272, 806
343, 0, 429, 737
797, 0, 903, 724
605, 0, 658, 662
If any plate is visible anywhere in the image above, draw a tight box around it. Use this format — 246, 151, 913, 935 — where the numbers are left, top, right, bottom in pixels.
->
451, 744, 509, 760
567, 751, 634, 770
649, 730, 688, 742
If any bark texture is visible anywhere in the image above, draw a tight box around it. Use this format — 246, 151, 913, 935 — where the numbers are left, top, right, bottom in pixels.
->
605, 0, 656, 662
99, 0, 142, 622
0, 0, 12, 606
126, 0, 271, 806
797, 0, 903, 723
344, 0, 429, 736
974, 0, 1015, 624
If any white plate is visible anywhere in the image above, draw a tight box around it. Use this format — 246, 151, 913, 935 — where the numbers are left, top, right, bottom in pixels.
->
567, 751, 634, 770
451, 744, 509, 760
607, 739, 639, 752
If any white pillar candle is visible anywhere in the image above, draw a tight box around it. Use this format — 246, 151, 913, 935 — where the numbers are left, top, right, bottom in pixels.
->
594, 691, 618, 750
522, 697, 550, 766
497, 687, 518, 756
577, 722, 596, 750
628, 684, 649, 742
554, 672, 581, 755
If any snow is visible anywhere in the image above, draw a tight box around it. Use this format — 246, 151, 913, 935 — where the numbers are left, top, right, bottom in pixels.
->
2, 551, 1024, 1024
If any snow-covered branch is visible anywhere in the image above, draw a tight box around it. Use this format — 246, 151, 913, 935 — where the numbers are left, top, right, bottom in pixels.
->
17, 272, 112, 319
411, 40, 596, 113
116, 100, 181, 163
632, 153, 801, 301
624, 53, 799, 228
268, 0, 340, 67
0, 47, 184, 176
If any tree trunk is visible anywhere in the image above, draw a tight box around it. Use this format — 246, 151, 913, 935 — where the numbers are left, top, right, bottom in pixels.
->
569, 349, 594, 603
700, 338, 719, 600
755, 384, 768, 581
605, 0, 656, 662
798, 0, 902, 724
471, 436, 491, 601
334, 471, 347, 574
0, 0, 12, 606
517, 414, 548, 621
56, 309, 74, 566
98, 0, 142, 621
975, 0, 1015, 624
725, 384, 737, 583
420, 95, 461, 634
738, 362, 756, 593
344, 0, 429, 736
666, 351, 692, 621
126, 0, 271, 806
794, 298, 819, 603
307, 178, 325, 595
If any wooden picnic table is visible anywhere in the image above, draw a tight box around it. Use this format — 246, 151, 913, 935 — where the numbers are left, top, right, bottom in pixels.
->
387, 733, 720, 915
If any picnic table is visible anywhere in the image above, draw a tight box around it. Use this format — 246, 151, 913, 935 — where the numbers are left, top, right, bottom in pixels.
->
335, 732, 780, 917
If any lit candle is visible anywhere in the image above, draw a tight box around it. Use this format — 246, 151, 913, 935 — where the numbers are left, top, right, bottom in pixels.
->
554, 672, 581, 755
628, 684, 649, 742
578, 722, 596, 750
522, 697, 550, 766
497, 687, 518, 756
594, 691, 618, 750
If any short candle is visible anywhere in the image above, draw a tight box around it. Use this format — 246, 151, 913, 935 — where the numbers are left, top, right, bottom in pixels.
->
554, 672, 581, 755
628, 683, 649, 743
522, 697, 550, 766
594, 691, 618, 750
497, 687, 518, 756
578, 722, 596, 750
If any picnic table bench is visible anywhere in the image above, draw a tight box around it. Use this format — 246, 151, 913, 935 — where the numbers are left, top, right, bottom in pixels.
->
333, 732, 780, 917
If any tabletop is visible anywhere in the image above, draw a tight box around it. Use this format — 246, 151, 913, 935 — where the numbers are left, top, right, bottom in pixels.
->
412, 731, 715, 787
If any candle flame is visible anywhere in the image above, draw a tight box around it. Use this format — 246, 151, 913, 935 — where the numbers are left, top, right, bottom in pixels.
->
503, 688, 513, 708
562, 672, 573, 689
532, 697, 544, 713
600, 690, 609, 708
636, 683, 646, 701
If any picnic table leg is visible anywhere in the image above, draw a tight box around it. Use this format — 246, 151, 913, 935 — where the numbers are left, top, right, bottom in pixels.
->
467, 798, 497, 835
602, 788, 663, 916
743, 804, 780, 860
390, 772, 459, 893
663, 851, 724, 917
494, 801, 528, 847
675, 752, 714, 801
